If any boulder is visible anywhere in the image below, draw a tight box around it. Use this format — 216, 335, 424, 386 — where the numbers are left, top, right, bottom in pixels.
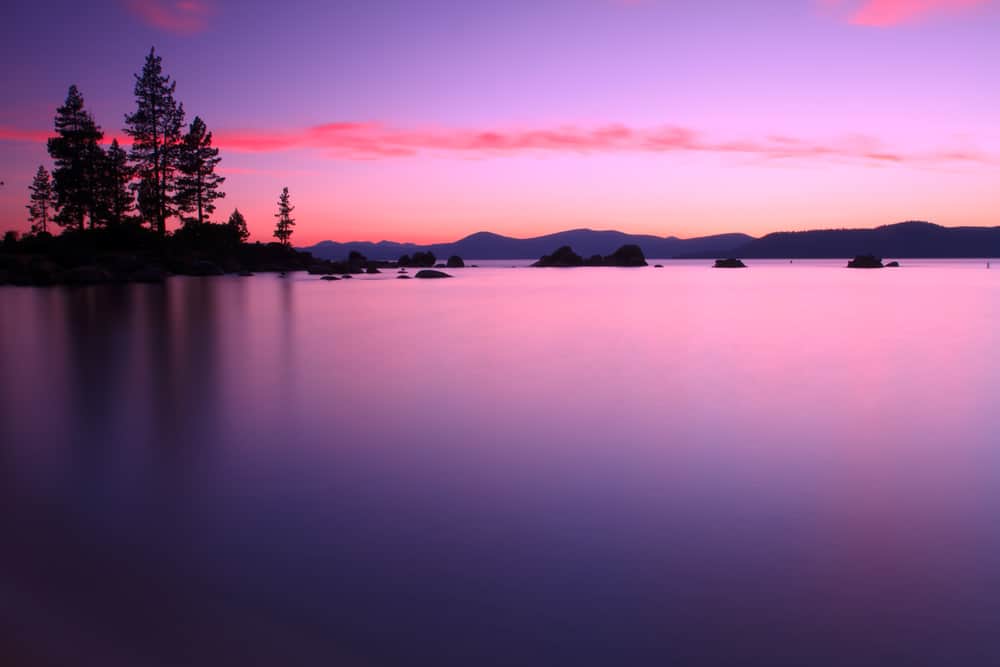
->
397, 275, 412, 279
654, 265, 664, 268
366, 266, 381, 274
847, 254, 883, 269
130, 267, 166, 283
189, 260, 225, 276
714, 258, 747, 268
64, 266, 113, 285
446, 255, 465, 268
414, 269, 452, 279
321, 275, 340, 281
341, 274, 353, 279
885, 261, 900, 268
533, 246, 584, 267
604, 244, 647, 267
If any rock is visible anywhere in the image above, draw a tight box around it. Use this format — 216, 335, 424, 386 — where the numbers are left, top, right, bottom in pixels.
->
64, 266, 113, 285
714, 258, 747, 268
189, 260, 225, 276
398, 268, 407, 273
434, 263, 446, 268
366, 266, 381, 274
321, 275, 340, 281
307, 264, 335, 275
414, 269, 453, 279
341, 274, 353, 279
447, 255, 465, 268
130, 267, 166, 283
533, 246, 584, 267
654, 264, 664, 268
847, 254, 883, 269
397, 275, 412, 279
885, 261, 900, 267
604, 244, 647, 267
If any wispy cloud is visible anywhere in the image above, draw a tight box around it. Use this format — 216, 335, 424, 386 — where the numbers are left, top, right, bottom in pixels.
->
821, 0, 992, 26
122, 0, 213, 34
212, 122, 989, 166
3, 121, 989, 167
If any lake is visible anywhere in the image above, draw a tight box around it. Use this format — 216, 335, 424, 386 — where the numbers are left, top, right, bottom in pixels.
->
2, 260, 999, 666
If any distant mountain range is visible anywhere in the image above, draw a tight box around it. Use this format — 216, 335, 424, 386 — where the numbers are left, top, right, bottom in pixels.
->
301, 221, 1000, 261
302, 229, 753, 260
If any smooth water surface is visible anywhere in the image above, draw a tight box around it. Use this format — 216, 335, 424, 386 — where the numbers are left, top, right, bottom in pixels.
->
2, 261, 1000, 665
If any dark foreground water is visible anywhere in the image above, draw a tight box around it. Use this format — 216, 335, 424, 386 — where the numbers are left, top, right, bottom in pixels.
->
2, 260, 1000, 666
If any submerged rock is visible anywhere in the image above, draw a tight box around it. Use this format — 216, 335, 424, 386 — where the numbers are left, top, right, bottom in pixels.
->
414, 269, 452, 279
714, 258, 747, 268
847, 254, 883, 269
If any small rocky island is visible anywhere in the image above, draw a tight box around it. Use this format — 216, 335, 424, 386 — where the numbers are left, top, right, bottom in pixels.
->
713, 258, 747, 268
847, 254, 884, 269
533, 244, 648, 267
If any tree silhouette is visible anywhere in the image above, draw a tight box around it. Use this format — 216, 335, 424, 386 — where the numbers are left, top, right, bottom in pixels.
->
227, 208, 249, 242
176, 116, 225, 226
273, 187, 295, 246
47, 85, 104, 231
98, 139, 135, 226
26, 165, 56, 234
124, 47, 185, 235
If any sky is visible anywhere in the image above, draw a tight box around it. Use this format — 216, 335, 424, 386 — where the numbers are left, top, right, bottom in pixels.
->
2, 0, 999, 244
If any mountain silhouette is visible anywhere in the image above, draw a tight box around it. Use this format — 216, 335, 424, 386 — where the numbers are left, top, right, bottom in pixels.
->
716, 221, 1000, 259
304, 222, 1000, 261
303, 229, 753, 260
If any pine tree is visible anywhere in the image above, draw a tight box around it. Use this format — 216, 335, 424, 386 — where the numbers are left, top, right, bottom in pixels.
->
26, 165, 56, 235
176, 116, 225, 226
273, 187, 295, 246
98, 139, 135, 226
227, 208, 249, 242
47, 85, 104, 231
124, 47, 185, 235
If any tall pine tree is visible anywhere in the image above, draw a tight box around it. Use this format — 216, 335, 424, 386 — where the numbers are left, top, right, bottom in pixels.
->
176, 116, 225, 226
124, 47, 184, 235
98, 139, 135, 226
273, 187, 295, 246
47, 85, 104, 231
26, 165, 56, 235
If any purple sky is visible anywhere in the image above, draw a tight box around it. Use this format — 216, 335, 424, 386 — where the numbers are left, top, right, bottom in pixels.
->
2, 0, 999, 243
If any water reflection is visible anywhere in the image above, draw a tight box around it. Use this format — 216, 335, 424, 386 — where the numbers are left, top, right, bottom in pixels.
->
1, 262, 1000, 666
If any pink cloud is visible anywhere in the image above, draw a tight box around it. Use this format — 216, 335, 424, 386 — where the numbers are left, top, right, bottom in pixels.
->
3, 121, 988, 167
212, 121, 984, 166
822, 0, 992, 25
123, 0, 213, 34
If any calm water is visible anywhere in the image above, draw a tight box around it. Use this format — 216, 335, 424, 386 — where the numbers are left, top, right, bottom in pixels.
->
2, 260, 999, 666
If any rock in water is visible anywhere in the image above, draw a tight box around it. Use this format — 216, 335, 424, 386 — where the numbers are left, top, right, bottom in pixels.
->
885, 261, 900, 268
847, 254, 883, 269
320, 275, 339, 281
414, 269, 453, 279
714, 258, 747, 268
447, 255, 465, 268
397, 275, 412, 279
604, 244, 647, 267
533, 246, 584, 267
